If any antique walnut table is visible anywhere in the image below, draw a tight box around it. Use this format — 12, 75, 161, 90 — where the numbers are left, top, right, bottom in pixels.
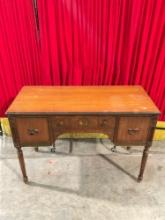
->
6, 86, 160, 183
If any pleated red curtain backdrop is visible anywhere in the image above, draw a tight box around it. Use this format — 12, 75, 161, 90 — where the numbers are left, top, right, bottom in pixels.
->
0, 0, 41, 116
38, 0, 165, 120
0, 1, 164, 120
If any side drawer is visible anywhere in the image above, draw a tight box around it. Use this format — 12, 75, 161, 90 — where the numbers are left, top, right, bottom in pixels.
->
16, 117, 50, 145
116, 116, 151, 145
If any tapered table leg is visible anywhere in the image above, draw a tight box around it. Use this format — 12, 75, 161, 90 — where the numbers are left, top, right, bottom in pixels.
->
16, 147, 28, 183
138, 144, 150, 182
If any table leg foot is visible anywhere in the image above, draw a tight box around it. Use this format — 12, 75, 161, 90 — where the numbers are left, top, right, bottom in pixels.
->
51, 142, 56, 152
23, 176, 28, 183
137, 175, 143, 182
111, 145, 117, 152
51, 147, 56, 152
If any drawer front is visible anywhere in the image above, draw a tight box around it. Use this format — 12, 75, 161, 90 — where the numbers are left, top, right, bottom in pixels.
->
72, 116, 98, 130
98, 116, 115, 129
116, 117, 151, 145
53, 116, 73, 131
16, 118, 50, 145
53, 116, 115, 132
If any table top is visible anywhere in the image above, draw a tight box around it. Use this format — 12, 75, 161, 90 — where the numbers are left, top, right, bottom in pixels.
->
6, 86, 160, 115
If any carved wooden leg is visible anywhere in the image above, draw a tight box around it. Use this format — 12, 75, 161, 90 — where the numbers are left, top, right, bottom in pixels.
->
16, 147, 28, 183
34, 147, 38, 152
138, 144, 150, 182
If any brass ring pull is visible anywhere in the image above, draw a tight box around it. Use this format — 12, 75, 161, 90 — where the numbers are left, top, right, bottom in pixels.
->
101, 119, 107, 126
78, 119, 88, 127
128, 128, 140, 135
27, 128, 39, 136
58, 121, 64, 126
79, 120, 83, 126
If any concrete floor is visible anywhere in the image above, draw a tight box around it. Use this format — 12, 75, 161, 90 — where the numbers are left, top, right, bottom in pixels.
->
0, 136, 165, 220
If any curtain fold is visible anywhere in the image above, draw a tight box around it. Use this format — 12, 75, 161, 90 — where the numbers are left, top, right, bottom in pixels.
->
38, 0, 164, 120
0, 0, 41, 116
0, 0, 164, 120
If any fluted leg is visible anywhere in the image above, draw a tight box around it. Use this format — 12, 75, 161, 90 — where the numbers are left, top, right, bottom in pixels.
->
16, 147, 28, 183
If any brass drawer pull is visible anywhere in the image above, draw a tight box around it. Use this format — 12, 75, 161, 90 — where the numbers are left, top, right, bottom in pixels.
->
79, 120, 83, 126
78, 119, 88, 127
58, 120, 64, 126
27, 128, 39, 136
128, 128, 140, 135
101, 119, 108, 126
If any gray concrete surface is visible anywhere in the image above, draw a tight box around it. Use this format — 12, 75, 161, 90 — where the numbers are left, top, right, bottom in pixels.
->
0, 136, 165, 220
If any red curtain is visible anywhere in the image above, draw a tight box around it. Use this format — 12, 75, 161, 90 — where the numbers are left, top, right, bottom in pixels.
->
37, 0, 165, 120
0, 0, 41, 116
0, 0, 164, 120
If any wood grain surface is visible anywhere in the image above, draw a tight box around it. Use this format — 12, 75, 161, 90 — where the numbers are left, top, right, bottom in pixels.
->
6, 86, 160, 115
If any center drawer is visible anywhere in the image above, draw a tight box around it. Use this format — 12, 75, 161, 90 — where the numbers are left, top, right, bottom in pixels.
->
52, 115, 115, 132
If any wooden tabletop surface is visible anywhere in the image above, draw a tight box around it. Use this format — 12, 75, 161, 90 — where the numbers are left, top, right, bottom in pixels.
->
6, 86, 160, 115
